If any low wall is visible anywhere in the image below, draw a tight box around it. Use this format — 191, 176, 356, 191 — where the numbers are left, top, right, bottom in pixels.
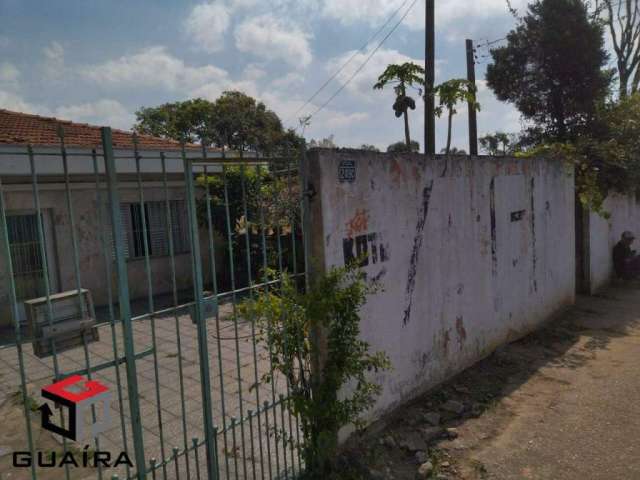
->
306, 150, 576, 420
588, 193, 640, 293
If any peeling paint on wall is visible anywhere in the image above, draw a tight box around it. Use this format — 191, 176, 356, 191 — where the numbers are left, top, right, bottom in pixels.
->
307, 151, 576, 423
490, 178, 498, 278
402, 180, 434, 327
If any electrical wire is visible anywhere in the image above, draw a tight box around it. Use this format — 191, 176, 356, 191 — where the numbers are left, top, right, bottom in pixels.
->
302, 0, 421, 125
288, 0, 414, 125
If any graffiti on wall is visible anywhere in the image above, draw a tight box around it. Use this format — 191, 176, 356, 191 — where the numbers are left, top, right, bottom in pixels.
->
342, 209, 390, 267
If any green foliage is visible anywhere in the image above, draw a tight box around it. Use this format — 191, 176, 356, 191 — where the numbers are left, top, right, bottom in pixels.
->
134, 98, 215, 144
433, 79, 480, 155
196, 165, 301, 290
521, 94, 640, 216
135, 91, 304, 154
486, 0, 612, 143
440, 147, 467, 155
387, 140, 420, 153
373, 62, 426, 92
374, 62, 426, 147
309, 135, 337, 149
240, 265, 391, 478
359, 144, 380, 152
479, 132, 519, 156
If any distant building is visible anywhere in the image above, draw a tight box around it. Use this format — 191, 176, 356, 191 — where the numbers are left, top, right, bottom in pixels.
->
0, 109, 221, 333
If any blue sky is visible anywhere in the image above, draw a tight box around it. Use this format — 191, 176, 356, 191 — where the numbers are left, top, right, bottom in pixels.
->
0, 0, 535, 151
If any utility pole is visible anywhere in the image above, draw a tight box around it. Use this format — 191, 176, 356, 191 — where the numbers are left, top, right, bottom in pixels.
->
466, 39, 478, 156
425, 0, 435, 155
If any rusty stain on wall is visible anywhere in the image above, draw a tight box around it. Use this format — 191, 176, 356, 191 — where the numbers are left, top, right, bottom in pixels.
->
390, 158, 407, 185
345, 208, 369, 238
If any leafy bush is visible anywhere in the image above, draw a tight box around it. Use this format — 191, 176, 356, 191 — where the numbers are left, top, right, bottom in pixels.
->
240, 264, 391, 479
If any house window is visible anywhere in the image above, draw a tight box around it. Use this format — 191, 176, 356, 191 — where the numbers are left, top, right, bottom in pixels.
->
119, 201, 190, 259
7, 213, 46, 300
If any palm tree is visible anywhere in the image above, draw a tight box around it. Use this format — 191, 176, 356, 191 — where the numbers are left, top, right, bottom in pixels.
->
433, 79, 480, 155
374, 62, 425, 148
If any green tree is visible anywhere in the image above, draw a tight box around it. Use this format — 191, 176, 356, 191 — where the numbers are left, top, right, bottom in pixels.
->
433, 79, 480, 155
440, 147, 467, 155
479, 132, 519, 155
359, 144, 380, 152
387, 140, 420, 153
374, 62, 425, 148
135, 91, 303, 154
596, 0, 640, 98
309, 135, 337, 149
486, 0, 612, 143
134, 98, 215, 144
579, 93, 640, 197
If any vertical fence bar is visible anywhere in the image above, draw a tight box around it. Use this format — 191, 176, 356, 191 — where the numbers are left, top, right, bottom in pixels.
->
58, 130, 104, 480
28, 145, 71, 480
133, 138, 168, 479
92, 149, 132, 479
0, 177, 37, 480
253, 161, 281, 477
102, 127, 147, 478
238, 162, 267, 480
161, 153, 192, 480
183, 151, 218, 480
200, 159, 231, 480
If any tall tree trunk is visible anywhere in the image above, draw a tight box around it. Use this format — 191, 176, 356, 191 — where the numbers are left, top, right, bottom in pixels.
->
401, 82, 411, 148
404, 111, 411, 148
446, 109, 453, 155
619, 67, 629, 99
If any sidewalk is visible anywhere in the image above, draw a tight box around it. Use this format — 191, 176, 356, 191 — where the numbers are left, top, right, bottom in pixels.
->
340, 283, 640, 480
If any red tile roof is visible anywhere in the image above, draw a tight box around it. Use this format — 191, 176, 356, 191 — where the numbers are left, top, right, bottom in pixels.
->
0, 109, 203, 151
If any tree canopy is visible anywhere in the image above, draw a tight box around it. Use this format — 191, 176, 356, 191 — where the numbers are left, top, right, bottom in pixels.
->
134, 91, 303, 154
479, 132, 519, 156
387, 140, 420, 153
486, 0, 612, 143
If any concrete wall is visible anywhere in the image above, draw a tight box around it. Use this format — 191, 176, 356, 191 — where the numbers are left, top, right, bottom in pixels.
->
588, 193, 640, 293
306, 150, 576, 420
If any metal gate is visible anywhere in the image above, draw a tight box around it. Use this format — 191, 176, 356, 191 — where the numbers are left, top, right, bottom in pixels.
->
0, 127, 306, 480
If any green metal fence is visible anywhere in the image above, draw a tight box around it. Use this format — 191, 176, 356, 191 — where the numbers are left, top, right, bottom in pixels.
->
0, 127, 307, 480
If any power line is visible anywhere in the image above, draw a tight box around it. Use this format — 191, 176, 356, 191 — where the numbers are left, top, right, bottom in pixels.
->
288, 0, 413, 125
302, 0, 420, 125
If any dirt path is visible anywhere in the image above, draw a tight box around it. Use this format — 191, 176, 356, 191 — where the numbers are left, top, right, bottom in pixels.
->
341, 283, 640, 480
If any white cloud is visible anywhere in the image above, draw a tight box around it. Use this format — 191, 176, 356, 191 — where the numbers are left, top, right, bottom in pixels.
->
235, 14, 313, 68
242, 64, 267, 81
43, 41, 65, 79
320, 0, 528, 31
271, 72, 305, 90
0, 90, 43, 114
0, 62, 20, 88
230, 0, 258, 8
184, 3, 230, 53
81, 46, 230, 92
54, 99, 134, 130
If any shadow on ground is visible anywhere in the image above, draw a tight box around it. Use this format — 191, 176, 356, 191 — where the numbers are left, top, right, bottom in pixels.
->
336, 282, 640, 480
